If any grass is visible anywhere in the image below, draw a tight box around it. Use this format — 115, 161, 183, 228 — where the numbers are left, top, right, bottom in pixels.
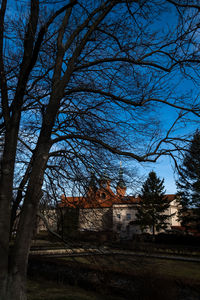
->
58, 254, 200, 283
27, 278, 123, 300
28, 255, 200, 300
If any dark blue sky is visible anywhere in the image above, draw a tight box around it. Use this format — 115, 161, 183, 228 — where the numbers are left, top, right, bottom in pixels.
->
6, 0, 200, 195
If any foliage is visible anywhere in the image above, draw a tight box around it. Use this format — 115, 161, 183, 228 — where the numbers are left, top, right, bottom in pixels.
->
177, 131, 200, 231
136, 171, 170, 236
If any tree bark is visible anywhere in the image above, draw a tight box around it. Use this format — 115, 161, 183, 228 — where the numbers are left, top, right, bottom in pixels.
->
0, 117, 21, 299
5, 273, 26, 300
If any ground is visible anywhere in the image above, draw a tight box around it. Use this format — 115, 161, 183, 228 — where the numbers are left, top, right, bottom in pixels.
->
27, 279, 123, 300
28, 253, 200, 300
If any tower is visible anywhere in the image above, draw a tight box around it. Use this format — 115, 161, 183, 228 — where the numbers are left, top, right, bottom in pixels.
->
87, 170, 97, 197
100, 172, 111, 189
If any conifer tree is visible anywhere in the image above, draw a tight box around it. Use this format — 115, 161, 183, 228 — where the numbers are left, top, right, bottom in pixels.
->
136, 171, 170, 236
177, 131, 200, 232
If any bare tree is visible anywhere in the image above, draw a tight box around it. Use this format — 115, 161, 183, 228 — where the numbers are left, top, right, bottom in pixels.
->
0, 0, 200, 299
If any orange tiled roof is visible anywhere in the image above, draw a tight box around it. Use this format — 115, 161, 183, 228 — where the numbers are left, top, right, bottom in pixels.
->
59, 195, 139, 209
59, 192, 176, 209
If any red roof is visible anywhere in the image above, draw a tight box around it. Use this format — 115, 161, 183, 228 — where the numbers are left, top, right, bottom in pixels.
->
60, 195, 139, 209
59, 189, 176, 209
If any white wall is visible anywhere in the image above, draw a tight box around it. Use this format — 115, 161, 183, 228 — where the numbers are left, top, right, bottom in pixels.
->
112, 200, 181, 238
113, 204, 141, 238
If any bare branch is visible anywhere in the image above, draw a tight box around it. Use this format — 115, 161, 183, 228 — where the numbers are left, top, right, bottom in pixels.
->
167, 0, 200, 10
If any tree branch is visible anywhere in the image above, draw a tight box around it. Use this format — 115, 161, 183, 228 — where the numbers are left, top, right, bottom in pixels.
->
167, 0, 200, 10
0, 0, 10, 127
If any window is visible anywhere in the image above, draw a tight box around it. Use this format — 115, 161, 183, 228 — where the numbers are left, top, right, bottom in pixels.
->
126, 213, 131, 220
117, 213, 121, 219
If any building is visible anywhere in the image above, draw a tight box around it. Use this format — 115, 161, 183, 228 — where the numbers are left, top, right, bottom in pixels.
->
60, 167, 181, 239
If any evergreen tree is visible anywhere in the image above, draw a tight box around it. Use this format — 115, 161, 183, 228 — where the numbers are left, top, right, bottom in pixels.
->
136, 171, 170, 236
177, 131, 200, 232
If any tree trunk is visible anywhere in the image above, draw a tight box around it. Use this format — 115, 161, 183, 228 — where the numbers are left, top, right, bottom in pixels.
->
6, 99, 58, 299
5, 272, 26, 300
9, 155, 48, 300
10, 160, 33, 238
0, 121, 21, 299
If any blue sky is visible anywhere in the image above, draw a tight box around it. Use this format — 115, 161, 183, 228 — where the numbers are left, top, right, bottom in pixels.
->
139, 105, 198, 194
5, 0, 200, 197
140, 157, 177, 194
